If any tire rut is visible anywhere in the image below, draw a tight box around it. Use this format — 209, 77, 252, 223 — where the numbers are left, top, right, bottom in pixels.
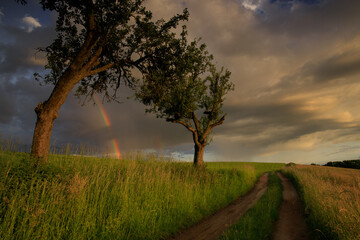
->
170, 173, 269, 240
271, 172, 310, 240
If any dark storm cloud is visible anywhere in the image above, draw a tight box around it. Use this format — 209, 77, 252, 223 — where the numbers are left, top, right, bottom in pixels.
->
0, 83, 17, 124
0, 9, 3, 22
0, 72, 53, 142
99, 101, 193, 150
258, 0, 360, 37
273, 48, 360, 93
191, 0, 360, 58
0, 1, 56, 142
0, 25, 55, 74
300, 52, 360, 84
39, 87, 193, 151
0, 0, 192, 152
219, 100, 353, 148
269, 0, 322, 4
2, 0, 360, 162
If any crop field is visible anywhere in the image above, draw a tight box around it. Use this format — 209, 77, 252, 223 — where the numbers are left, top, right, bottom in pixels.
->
0, 150, 282, 240
282, 165, 360, 240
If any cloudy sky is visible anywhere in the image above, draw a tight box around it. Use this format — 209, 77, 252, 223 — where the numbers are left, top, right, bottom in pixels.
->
1, 0, 360, 164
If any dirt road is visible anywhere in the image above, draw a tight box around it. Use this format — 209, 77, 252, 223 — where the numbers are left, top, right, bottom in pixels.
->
272, 172, 310, 240
170, 173, 269, 240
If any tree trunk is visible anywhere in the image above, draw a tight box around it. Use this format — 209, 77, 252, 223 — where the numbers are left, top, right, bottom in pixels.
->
193, 143, 205, 168
30, 103, 57, 162
30, 69, 83, 162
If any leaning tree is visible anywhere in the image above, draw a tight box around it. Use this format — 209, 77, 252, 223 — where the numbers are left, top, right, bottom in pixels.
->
136, 37, 234, 167
16, 0, 190, 162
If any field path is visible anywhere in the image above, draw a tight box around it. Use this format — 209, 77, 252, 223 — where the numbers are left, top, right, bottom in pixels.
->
272, 172, 310, 240
170, 173, 269, 240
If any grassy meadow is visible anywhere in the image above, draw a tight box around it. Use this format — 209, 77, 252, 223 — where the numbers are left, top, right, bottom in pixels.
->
282, 165, 360, 240
0, 149, 283, 240
3, 143, 359, 240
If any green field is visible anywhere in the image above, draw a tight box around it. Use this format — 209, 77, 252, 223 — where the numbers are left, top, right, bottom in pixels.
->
0, 150, 282, 240
207, 162, 284, 176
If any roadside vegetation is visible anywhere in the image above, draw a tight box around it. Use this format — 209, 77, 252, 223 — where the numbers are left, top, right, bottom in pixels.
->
0, 148, 282, 240
282, 165, 360, 240
218, 172, 283, 240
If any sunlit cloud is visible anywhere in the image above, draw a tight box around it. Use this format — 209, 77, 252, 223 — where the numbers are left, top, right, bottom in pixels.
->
28, 54, 47, 66
22, 15, 42, 32
241, 0, 260, 11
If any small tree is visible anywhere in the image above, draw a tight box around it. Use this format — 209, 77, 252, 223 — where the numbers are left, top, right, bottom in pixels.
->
16, 0, 189, 162
136, 39, 234, 167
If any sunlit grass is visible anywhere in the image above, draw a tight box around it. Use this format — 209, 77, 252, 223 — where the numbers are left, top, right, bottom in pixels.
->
282, 165, 360, 240
0, 149, 280, 240
207, 162, 285, 177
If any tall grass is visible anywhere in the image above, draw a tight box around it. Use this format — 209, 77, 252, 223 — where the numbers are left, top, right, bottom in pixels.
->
218, 172, 283, 240
0, 150, 268, 240
282, 165, 360, 240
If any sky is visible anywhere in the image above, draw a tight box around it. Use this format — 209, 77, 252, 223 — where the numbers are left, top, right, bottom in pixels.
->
1, 0, 360, 164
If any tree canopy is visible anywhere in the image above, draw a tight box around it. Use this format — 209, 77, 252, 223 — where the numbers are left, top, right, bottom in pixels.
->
137, 36, 234, 166
16, 0, 191, 161
34, 0, 189, 100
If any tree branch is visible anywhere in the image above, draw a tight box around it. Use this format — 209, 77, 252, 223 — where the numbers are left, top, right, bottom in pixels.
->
72, 9, 101, 70
72, 34, 99, 70
87, 63, 114, 76
192, 112, 200, 132
87, 8, 96, 31
167, 118, 196, 133
205, 100, 221, 117
210, 115, 225, 129
84, 45, 104, 71
192, 131, 200, 147
203, 115, 225, 139
168, 118, 201, 146
134, 54, 153, 66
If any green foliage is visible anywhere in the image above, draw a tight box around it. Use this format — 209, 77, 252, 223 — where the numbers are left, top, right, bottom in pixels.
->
0, 151, 262, 240
219, 172, 283, 240
136, 35, 234, 150
25, 0, 189, 101
137, 37, 213, 120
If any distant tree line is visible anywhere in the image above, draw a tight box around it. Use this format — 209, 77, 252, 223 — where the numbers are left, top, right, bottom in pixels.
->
324, 160, 360, 170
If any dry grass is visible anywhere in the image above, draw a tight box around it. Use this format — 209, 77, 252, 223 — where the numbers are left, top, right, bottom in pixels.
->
282, 165, 360, 240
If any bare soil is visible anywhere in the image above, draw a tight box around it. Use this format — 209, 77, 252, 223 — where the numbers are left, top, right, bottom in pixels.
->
170, 173, 269, 240
271, 172, 310, 240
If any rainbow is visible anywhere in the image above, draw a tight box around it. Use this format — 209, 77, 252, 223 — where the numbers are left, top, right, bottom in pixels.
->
94, 94, 121, 159
112, 139, 121, 159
